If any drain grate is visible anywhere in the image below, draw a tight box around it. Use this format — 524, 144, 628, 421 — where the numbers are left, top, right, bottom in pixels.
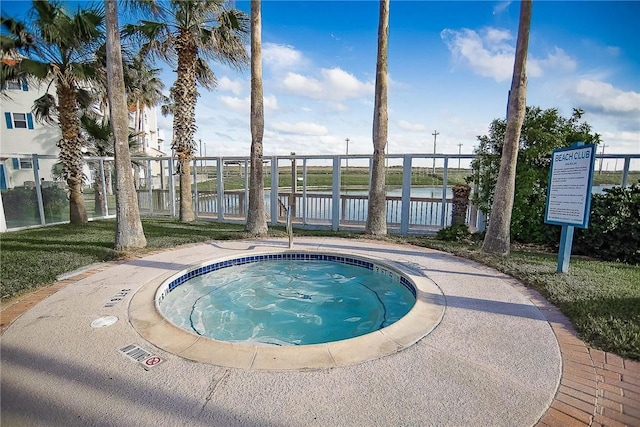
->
120, 344, 164, 369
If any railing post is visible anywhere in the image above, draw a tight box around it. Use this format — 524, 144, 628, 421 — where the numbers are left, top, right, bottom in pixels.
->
622, 156, 631, 187
302, 158, 307, 225
270, 157, 279, 226
440, 156, 449, 228
332, 156, 341, 231
192, 157, 200, 218
147, 160, 153, 215
99, 159, 108, 215
400, 155, 411, 235
217, 158, 224, 220
168, 159, 176, 217
32, 154, 46, 225
244, 160, 249, 216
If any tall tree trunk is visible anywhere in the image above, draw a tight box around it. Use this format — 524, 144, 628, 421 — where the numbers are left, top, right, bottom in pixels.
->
365, 0, 390, 236
173, 31, 198, 223
245, 0, 268, 235
482, 0, 532, 256
56, 84, 88, 224
105, 0, 147, 250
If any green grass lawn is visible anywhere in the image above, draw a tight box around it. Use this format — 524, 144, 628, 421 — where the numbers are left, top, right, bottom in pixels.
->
1, 218, 638, 360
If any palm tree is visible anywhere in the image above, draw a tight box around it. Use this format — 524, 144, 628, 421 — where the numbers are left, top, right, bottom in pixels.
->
482, 0, 533, 256
105, 0, 146, 250
80, 114, 146, 218
124, 0, 249, 222
1, 16, 36, 100
365, 0, 390, 236
124, 56, 164, 153
80, 114, 111, 216
1, 0, 105, 224
245, 0, 268, 235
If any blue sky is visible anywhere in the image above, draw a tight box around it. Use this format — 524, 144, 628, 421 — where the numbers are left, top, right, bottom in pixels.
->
3, 1, 639, 162
176, 0, 639, 161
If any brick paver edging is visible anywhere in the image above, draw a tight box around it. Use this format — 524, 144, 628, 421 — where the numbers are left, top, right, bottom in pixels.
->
507, 279, 640, 427
1, 254, 638, 427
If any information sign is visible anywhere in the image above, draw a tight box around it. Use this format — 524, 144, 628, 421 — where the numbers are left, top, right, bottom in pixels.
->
545, 143, 596, 273
545, 144, 596, 228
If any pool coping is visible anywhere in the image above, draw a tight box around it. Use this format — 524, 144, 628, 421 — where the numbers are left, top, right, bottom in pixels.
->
128, 248, 445, 370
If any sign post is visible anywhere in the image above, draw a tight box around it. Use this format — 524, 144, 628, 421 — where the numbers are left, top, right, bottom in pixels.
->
544, 142, 596, 273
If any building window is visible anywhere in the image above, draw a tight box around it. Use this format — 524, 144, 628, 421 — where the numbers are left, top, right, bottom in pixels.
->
4, 112, 34, 130
11, 157, 33, 170
13, 113, 27, 128
1, 78, 28, 91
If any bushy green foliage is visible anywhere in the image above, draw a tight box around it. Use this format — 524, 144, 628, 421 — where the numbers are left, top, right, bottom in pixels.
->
575, 183, 640, 264
1, 187, 37, 220
41, 186, 67, 221
436, 224, 470, 241
1, 186, 67, 222
468, 107, 600, 244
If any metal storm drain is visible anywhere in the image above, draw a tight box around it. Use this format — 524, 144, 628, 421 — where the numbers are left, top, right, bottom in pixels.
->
120, 344, 165, 369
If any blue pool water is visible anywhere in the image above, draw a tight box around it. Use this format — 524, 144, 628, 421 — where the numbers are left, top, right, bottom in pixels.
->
159, 258, 415, 345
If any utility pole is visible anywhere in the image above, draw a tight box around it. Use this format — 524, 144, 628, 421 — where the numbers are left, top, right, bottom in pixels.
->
431, 130, 439, 174
457, 143, 463, 171
345, 138, 350, 172
598, 143, 608, 175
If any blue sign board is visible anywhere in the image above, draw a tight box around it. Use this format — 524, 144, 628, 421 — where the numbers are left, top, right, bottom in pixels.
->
545, 143, 596, 228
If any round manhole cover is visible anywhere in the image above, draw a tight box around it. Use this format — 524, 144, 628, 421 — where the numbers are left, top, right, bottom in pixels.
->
91, 315, 118, 328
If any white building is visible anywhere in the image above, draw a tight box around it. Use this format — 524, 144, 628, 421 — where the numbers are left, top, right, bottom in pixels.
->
0, 74, 165, 190
0, 77, 60, 189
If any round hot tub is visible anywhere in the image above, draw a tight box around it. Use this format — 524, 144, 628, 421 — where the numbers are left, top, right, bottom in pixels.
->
157, 253, 416, 346
129, 250, 444, 370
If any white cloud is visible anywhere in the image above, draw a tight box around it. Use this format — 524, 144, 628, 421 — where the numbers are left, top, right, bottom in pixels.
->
264, 95, 279, 112
270, 121, 328, 136
217, 76, 243, 95
569, 79, 640, 115
529, 47, 577, 77
282, 67, 374, 100
441, 28, 515, 82
484, 28, 511, 45
441, 28, 578, 82
492, 1, 512, 15
329, 102, 348, 112
263, 43, 306, 70
219, 95, 279, 114
220, 95, 249, 112
397, 120, 426, 132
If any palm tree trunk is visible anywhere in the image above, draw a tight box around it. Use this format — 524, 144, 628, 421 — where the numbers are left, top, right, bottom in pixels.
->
365, 0, 390, 236
173, 30, 198, 222
246, 0, 268, 235
105, 0, 146, 250
56, 84, 88, 225
482, 0, 532, 255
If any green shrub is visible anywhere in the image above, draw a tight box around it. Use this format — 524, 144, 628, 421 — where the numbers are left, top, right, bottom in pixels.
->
1, 187, 37, 220
1, 186, 68, 223
41, 186, 67, 221
575, 183, 640, 264
468, 107, 600, 244
436, 224, 470, 242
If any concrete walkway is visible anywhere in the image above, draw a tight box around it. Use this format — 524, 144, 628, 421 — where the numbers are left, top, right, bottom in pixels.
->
1, 238, 638, 426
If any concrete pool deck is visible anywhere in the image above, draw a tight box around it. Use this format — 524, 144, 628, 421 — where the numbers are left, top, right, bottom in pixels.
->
1, 237, 638, 426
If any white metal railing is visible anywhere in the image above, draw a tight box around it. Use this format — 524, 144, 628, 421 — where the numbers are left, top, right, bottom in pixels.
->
1, 152, 638, 233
